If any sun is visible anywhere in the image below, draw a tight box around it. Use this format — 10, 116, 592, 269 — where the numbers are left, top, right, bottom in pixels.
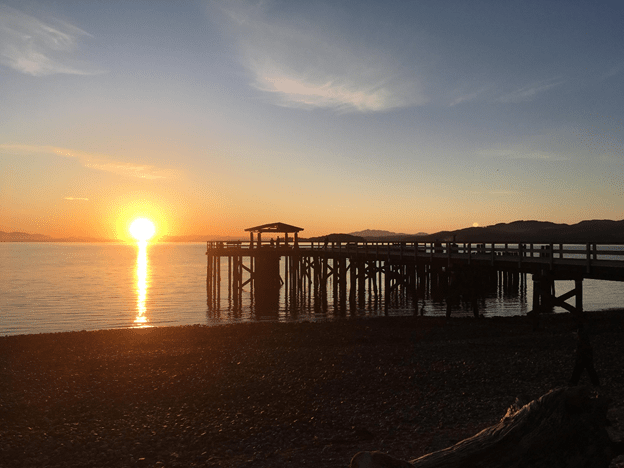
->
129, 218, 156, 241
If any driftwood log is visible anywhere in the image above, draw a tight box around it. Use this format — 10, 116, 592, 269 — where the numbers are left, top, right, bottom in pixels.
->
350, 387, 622, 468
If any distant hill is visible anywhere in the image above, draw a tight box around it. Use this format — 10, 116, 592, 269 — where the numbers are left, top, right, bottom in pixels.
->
0, 231, 54, 242
348, 229, 428, 241
420, 220, 624, 243
305, 233, 366, 243
0, 231, 114, 242
0, 231, 251, 243
0, 231, 245, 243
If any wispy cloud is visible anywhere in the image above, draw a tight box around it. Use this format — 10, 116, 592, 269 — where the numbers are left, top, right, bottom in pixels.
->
213, 1, 425, 112
497, 78, 563, 104
64, 197, 89, 201
0, 5, 102, 76
448, 86, 490, 107
0, 144, 177, 179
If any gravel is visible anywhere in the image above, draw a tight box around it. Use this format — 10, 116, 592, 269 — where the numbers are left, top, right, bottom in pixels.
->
1, 312, 623, 467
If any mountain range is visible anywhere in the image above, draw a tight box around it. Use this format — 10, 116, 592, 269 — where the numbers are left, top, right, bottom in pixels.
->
3, 219, 623, 243
0, 232, 245, 243
353, 220, 624, 244
0, 231, 114, 242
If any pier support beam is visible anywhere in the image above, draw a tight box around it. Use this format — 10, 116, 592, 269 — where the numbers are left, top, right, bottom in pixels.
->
253, 251, 281, 315
528, 272, 584, 329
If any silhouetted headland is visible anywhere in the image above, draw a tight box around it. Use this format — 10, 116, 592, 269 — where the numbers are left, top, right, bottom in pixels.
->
312, 219, 624, 244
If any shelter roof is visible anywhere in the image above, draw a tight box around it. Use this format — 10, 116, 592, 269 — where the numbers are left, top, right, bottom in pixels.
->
245, 222, 304, 233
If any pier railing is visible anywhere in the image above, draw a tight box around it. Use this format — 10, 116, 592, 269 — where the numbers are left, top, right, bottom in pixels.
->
207, 240, 624, 258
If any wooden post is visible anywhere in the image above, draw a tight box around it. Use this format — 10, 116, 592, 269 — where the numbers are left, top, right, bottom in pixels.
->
284, 253, 289, 297
250, 254, 254, 296
313, 255, 320, 297
215, 256, 221, 305
532, 274, 540, 313
575, 278, 583, 314
332, 258, 338, 302
384, 261, 390, 314
206, 246, 212, 304
339, 258, 347, 307
323, 255, 329, 295
349, 259, 357, 305
373, 261, 379, 302
228, 255, 232, 298
358, 260, 366, 301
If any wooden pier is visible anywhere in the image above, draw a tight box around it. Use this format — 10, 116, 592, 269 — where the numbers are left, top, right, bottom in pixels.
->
207, 233, 624, 321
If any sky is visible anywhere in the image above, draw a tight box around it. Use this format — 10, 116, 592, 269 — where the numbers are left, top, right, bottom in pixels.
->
1, 0, 623, 240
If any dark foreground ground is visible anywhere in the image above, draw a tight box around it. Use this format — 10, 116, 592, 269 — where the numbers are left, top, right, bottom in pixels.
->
1, 311, 623, 468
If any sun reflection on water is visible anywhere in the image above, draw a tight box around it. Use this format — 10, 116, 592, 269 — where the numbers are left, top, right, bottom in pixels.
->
134, 240, 152, 328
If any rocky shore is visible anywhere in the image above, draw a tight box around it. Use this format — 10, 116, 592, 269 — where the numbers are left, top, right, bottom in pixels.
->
1, 311, 623, 467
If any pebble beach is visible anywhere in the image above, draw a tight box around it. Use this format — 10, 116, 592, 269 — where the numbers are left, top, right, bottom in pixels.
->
1, 311, 623, 467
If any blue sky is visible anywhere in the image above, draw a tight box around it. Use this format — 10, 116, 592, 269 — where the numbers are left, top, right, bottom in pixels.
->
1, 0, 622, 239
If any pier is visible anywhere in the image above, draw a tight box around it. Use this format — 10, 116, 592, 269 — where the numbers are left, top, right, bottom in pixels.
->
206, 223, 624, 321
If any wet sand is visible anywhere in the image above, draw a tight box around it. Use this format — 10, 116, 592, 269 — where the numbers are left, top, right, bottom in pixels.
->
1, 311, 623, 467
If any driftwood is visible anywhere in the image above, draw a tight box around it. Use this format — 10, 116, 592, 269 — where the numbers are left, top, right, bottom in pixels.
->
350, 387, 623, 468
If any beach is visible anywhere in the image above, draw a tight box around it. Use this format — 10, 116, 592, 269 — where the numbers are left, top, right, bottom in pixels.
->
1, 312, 623, 467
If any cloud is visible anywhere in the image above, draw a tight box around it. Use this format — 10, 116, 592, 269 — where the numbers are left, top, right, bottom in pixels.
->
255, 72, 406, 112
64, 197, 89, 201
0, 144, 177, 179
213, 1, 425, 112
0, 5, 102, 76
497, 78, 563, 104
448, 86, 491, 107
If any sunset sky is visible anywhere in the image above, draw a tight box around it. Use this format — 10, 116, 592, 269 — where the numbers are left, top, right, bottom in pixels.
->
1, 1, 623, 240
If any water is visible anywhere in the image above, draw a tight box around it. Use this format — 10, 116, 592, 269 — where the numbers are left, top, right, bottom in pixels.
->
1, 242, 624, 336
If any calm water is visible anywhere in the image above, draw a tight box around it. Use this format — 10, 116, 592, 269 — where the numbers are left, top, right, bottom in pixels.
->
2, 242, 624, 336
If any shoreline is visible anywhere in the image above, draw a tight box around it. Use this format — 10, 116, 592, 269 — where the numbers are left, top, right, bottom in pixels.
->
3, 307, 624, 339
1, 311, 623, 467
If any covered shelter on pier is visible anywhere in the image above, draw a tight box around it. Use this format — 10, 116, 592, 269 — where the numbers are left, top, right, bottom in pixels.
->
245, 222, 304, 248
